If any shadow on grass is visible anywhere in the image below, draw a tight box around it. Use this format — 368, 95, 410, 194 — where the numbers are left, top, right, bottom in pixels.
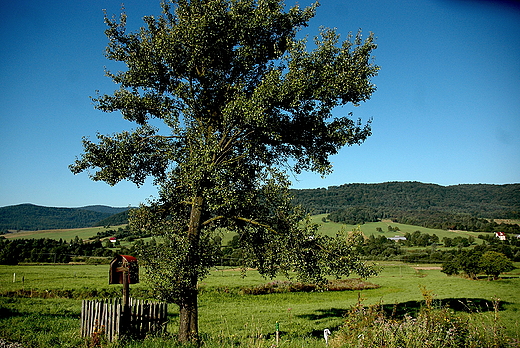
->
298, 307, 347, 321
382, 298, 509, 318
300, 297, 510, 338
0, 303, 79, 320
0, 306, 20, 319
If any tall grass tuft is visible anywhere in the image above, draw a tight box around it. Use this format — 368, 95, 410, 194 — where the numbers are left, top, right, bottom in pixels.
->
329, 287, 519, 348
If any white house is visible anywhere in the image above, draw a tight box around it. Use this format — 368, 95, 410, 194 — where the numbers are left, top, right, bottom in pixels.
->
388, 235, 407, 241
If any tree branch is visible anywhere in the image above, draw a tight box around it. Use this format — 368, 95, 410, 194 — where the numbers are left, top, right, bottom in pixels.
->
233, 216, 279, 234
202, 216, 225, 226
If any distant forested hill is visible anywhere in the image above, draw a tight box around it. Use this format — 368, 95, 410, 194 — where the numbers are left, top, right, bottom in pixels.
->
92, 210, 132, 227
79, 205, 130, 215
2, 182, 518, 231
0, 204, 132, 231
291, 182, 520, 219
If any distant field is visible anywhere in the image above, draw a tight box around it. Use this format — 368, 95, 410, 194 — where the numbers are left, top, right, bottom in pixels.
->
2, 215, 488, 244
494, 218, 520, 225
310, 214, 485, 241
3, 225, 126, 241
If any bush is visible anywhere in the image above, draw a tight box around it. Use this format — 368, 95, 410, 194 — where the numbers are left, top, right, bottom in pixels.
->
330, 288, 514, 348
479, 251, 515, 280
441, 250, 516, 280
240, 278, 379, 295
85, 257, 111, 265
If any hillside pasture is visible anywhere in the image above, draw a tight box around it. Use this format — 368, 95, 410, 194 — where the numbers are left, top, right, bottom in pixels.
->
3, 225, 127, 241
3, 215, 486, 246
311, 214, 485, 241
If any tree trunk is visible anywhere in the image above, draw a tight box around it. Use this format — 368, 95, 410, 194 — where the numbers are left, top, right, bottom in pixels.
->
179, 294, 198, 342
178, 195, 203, 343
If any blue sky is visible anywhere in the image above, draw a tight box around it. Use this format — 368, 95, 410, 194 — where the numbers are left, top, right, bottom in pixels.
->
1, 0, 519, 208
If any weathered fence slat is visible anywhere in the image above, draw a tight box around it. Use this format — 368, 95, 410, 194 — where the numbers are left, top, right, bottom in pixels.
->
81, 298, 167, 341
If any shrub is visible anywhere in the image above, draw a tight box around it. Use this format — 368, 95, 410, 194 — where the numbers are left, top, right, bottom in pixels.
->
479, 251, 515, 280
240, 278, 379, 295
329, 288, 515, 348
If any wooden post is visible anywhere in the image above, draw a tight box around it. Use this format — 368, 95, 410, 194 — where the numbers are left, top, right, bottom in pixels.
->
122, 269, 129, 308
121, 268, 130, 336
275, 321, 280, 346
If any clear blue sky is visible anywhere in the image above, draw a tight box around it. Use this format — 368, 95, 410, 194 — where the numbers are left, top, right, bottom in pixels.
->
1, 0, 519, 208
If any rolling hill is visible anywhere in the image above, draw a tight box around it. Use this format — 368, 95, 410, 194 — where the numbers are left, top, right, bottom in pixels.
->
0, 204, 131, 231
2, 182, 518, 231
292, 182, 520, 218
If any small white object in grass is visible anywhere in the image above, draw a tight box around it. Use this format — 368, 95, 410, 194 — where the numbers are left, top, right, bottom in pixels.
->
324, 329, 331, 345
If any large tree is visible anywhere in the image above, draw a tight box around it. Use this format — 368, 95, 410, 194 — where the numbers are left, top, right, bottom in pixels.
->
479, 251, 515, 280
71, 0, 379, 342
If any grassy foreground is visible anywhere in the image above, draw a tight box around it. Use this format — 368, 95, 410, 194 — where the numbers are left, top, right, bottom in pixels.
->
0, 262, 519, 347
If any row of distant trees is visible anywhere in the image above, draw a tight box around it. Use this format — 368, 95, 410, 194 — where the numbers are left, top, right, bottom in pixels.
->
351, 227, 520, 269
442, 250, 515, 280
216, 229, 520, 269
3, 227, 519, 265
91, 225, 151, 242
0, 236, 116, 264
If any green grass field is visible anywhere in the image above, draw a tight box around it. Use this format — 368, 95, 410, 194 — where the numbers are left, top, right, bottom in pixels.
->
1, 262, 519, 347
1, 217, 515, 346
310, 214, 483, 241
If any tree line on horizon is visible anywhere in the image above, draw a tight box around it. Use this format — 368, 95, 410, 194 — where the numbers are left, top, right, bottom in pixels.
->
1, 182, 518, 232
0, 204, 131, 232
326, 205, 520, 233
293, 182, 520, 233
292, 182, 520, 218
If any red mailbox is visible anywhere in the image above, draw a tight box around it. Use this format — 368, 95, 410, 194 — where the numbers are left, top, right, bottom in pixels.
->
109, 255, 139, 284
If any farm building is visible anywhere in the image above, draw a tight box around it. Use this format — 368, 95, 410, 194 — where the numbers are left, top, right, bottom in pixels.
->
495, 232, 507, 241
388, 236, 407, 241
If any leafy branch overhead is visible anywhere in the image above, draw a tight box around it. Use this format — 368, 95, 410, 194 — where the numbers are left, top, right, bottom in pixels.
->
70, 0, 379, 342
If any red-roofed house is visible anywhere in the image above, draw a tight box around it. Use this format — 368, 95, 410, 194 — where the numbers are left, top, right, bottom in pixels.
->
495, 232, 506, 241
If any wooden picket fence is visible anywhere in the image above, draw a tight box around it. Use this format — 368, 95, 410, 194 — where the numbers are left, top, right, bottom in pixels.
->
81, 298, 168, 341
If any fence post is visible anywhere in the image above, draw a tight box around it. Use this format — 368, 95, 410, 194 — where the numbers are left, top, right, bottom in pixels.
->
121, 269, 130, 336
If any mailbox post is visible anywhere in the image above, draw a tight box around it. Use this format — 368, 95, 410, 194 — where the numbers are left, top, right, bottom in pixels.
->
110, 255, 139, 335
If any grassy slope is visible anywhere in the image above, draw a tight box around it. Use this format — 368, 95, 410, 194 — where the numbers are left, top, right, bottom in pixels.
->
3, 225, 127, 241
311, 214, 484, 241
3, 215, 484, 243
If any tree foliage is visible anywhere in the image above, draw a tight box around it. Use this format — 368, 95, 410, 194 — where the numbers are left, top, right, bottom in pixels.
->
294, 182, 520, 219
70, 0, 379, 341
479, 251, 515, 280
0, 204, 128, 231
0, 237, 114, 264
441, 249, 516, 280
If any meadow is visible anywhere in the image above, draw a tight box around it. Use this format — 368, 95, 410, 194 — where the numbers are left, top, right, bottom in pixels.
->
1, 261, 519, 347
310, 214, 483, 241
3, 215, 479, 244
3, 225, 126, 241
1, 218, 517, 347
